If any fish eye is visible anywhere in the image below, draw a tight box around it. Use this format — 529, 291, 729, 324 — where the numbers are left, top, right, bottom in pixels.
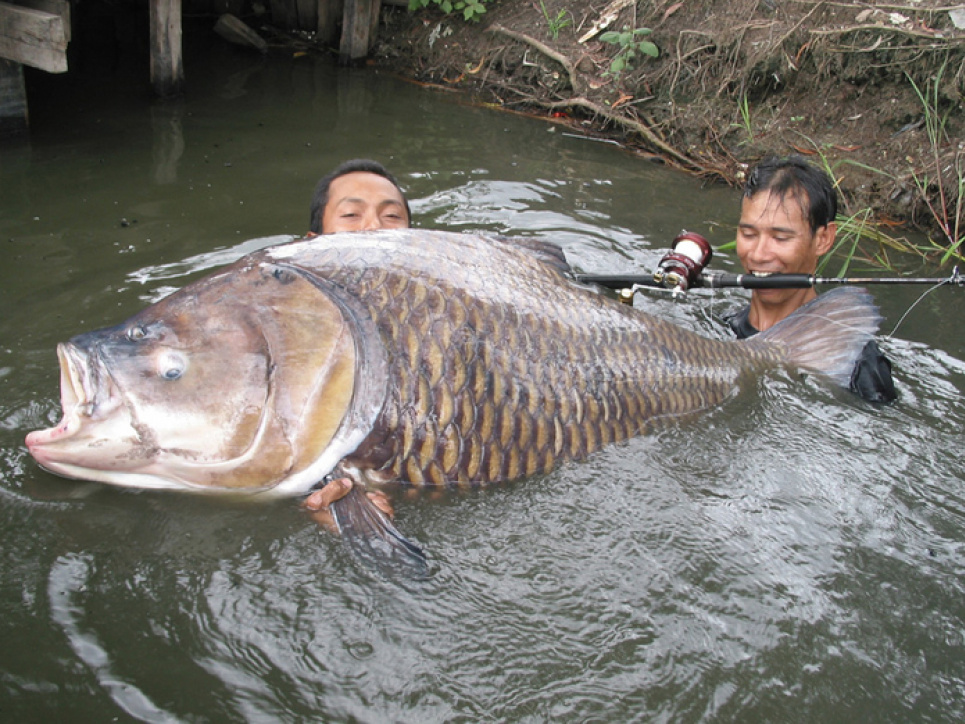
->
127, 325, 147, 342
157, 351, 187, 381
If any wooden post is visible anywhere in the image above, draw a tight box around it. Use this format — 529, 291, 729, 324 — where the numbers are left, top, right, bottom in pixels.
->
317, 0, 344, 44
296, 0, 317, 31
338, 0, 380, 64
149, 0, 183, 98
270, 0, 297, 29
0, 57, 27, 133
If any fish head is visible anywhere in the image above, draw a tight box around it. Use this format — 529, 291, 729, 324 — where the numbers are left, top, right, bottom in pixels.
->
26, 261, 366, 494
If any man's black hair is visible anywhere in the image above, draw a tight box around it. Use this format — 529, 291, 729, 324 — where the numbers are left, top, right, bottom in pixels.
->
309, 159, 411, 233
742, 155, 838, 234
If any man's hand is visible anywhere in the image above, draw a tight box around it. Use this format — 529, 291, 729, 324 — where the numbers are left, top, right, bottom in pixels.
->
302, 478, 395, 530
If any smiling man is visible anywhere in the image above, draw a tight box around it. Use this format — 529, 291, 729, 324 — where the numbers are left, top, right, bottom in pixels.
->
309, 159, 411, 234
725, 155, 897, 402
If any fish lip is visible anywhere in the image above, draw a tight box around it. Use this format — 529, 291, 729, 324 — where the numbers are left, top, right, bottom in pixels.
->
59, 343, 88, 415
25, 342, 98, 450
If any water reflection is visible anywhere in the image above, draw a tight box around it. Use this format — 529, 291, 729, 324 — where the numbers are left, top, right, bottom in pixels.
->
150, 103, 185, 186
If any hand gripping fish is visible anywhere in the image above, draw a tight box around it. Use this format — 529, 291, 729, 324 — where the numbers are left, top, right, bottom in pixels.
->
25, 230, 883, 573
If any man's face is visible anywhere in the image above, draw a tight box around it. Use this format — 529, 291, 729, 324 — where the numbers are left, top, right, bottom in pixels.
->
320, 172, 409, 233
736, 190, 835, 296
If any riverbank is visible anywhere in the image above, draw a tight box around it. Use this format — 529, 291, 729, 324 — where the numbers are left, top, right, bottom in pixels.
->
369, 1, 964, 253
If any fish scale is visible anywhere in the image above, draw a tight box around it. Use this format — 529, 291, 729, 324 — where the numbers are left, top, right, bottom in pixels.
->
295, 232, 774, 488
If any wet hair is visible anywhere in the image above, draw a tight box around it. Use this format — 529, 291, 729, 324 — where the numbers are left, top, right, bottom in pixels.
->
309, 159, 411, 233
742, 155, 838, 234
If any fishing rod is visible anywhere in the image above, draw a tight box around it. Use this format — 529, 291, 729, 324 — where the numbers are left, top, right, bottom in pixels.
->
575, 232, 964, 301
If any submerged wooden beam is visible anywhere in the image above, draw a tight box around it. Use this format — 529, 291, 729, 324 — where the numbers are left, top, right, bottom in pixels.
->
214, 13, 267, 53
149, 0, 183, 98
0, 1, 68, 73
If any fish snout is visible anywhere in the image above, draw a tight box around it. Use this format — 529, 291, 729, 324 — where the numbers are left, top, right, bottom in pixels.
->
25, 342, 116, 453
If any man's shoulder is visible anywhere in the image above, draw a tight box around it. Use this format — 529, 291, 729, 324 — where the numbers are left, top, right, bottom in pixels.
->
721, 304, 756, 339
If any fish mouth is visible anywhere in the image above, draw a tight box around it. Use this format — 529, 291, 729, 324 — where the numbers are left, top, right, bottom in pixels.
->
25, 343, 113, 459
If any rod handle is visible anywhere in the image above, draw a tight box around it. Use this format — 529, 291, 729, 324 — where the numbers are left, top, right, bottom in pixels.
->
699, 273, 814, 289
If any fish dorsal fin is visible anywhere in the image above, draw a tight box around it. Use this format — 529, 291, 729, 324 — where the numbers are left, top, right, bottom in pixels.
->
491, 234, 573, 276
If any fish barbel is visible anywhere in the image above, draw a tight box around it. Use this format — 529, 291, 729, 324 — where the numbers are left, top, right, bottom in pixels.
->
25, 229, 882, 567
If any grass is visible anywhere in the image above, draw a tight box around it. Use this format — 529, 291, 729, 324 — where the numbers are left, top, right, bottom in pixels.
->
722, 59, 965, 276
906, 61, 964, 263
539, 0, 571, 40
736, 93, 753, 143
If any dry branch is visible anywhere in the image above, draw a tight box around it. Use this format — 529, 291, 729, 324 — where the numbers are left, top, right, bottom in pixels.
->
810, 24, 965, 42
540, 96, 709, 173
487, 24, 581, 93
485, 24, 712, 173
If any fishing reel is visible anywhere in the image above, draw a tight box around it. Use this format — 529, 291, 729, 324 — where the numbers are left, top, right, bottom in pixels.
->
654, 232, 714, 293
615, 231, 714, 303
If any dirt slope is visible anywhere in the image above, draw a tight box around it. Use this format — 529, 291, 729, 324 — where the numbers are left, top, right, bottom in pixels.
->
372, 0, 964, 244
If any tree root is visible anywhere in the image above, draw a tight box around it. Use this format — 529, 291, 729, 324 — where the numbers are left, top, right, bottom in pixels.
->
486, 24, 714, 175
487, 24, 581, 93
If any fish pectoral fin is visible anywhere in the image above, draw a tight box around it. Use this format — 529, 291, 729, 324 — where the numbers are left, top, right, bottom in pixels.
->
324, 483, 428, 578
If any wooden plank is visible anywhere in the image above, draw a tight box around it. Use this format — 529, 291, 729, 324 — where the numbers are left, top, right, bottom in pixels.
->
14, 0, 69, 41
214, 13, 267, 53
338, 0, 380, 64
149, 0, 183, 98
0, 1, 67, 73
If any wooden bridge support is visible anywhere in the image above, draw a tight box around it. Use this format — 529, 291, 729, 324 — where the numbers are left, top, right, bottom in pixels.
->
0, 56, 26, 132
339, 0, 380, 64
2, 0, 390, 132
150, 0, 183, 98
0, 0, 68, 132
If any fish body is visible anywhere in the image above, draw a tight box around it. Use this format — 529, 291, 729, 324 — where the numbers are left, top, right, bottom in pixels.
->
26, 229, 881, 495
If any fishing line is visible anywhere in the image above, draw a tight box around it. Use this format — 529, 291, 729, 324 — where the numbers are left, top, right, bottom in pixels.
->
885, 277, 955, 340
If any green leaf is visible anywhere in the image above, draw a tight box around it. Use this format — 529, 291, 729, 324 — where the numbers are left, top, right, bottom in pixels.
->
599, 31, 621, 44
639, 41, 659, 57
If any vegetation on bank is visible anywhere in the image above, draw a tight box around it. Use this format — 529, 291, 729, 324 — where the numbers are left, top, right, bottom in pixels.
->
374, 0, 964, 266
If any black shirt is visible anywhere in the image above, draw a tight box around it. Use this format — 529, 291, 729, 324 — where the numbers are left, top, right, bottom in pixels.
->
723, 304, 897, 403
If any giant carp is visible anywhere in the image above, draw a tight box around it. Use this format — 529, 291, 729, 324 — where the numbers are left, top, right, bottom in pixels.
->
26, 229, 882, 568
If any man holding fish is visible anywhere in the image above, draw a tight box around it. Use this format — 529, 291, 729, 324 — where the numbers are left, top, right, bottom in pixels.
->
294, 155, 895, 534
303, 158, 414, 522
22, 154, 898, 570
724, 155, 896, 403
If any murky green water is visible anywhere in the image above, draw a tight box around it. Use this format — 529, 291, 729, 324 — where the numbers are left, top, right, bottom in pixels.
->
2, 30, 964, 722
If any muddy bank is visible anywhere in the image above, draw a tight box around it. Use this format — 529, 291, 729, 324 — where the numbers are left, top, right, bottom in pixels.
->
369, 0, 964, 247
